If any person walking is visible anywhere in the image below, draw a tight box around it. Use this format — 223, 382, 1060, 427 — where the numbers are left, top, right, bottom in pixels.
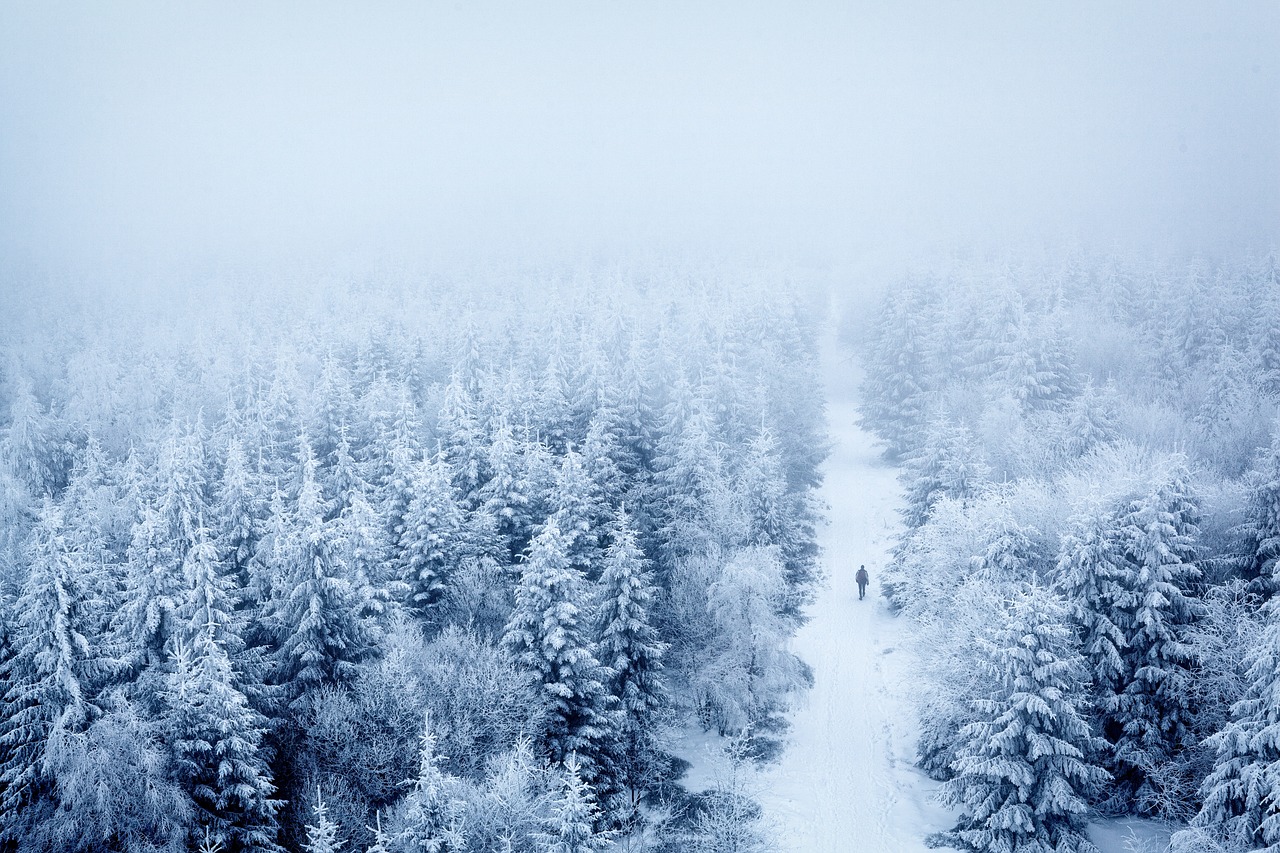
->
856, 565, 869, 600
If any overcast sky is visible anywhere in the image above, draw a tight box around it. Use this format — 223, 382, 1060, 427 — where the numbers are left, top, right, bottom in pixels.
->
1, 1, 1277, 278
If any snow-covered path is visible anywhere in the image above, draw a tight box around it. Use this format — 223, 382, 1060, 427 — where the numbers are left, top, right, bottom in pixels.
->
755, 321, 954, 852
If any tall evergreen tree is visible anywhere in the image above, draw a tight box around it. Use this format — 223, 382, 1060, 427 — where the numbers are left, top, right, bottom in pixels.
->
214, 437, 260, 585
938, 587, 1108, 853
857, 286, 934, 460
1108, 469, 1202, 806
1191, 597, 1280, 851
1240, 427, 1280, 597
502, 520, 616, 781
0, 501, 99, 841
164, 630, 283, 853
267, 454, 379, 704
594, 508, 667, 809
399, 455, 463, 612
899, 417, 987, 531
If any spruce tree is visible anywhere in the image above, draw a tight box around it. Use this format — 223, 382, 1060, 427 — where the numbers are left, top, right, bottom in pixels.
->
540, 753, 612, 853
899, 417, 987, 531
397, 714, 466, 853
268, 452, 378, 704
595, 508, 667, 802
1108, 469, 1202, 805
857, 286, 933, 460
303, 787, 344, 853
1192, 598, 1280, 851
1240, 427, 1280, 597
164, 629, 282, 853
479, 418, 535, 559
117, 503, 185, 666
1061, 459, 1202, 811
399, 455, 463, 611
214, 437, 260, 585
502, 520, 616, 782
551, 446, 599, 575
1058, 508, 1129, 702
0, 501, 98, 841
938, 587, 1108, 853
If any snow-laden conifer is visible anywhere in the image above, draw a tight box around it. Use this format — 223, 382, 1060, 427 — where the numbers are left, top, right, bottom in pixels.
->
857, 286, 933, 460
1190, 597, 1280, 851
399, 455, 463, 611
214, 437, 260, 582
164, 629, 282, 853
938, 585, 1108, 853
303, 786, 344, 853
502, 520, 616, 780
1240, 427, 1280, 597
540, 753, 612, 853
0, 501, 99, 841
397, 714, 467, 853
268, 452, 379, 702
117, 503, 185, 663
1108, 466, 1201, 804
899, 417, 987, 531
595, 507, 667, 806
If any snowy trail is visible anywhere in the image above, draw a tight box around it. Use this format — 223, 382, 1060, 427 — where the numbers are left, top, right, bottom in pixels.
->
755, 320, 954, 852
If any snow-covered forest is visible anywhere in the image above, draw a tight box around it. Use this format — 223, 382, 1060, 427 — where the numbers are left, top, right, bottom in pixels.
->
855, 254, 1280, 852
3, 3, 1278, 852
0, 278, 827, 851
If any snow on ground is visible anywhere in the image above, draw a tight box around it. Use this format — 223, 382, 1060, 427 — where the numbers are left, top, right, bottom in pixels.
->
751, 320, 956, 852
1087, 819, 1175, 852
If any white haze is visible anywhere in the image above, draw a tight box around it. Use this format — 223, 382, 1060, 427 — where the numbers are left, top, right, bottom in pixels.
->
1, 0, 1277, 281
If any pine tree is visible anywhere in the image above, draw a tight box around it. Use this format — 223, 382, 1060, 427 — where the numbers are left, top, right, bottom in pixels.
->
399, 455, 463, 611
177, 520, 241, 652
651, 406, 729, 567
438, 373, 488, 505
899, 417, 987, 531
303, 786, 344, 853
998, 316, 1081, 412
858, 286, 934, 460
117, 503, 185, 664
540, 753, 612, 853
397, 714, 466, 853
214, 437, 260, 584
1058, 508, 1129, 701
156, 417, 210, 554
1192, 598, 1280, 851
596, 509, 667, 724
581, 411, 627, 515
0, 373, 66, 497
938, 586, 1108, 853
550, 447, 599, 575
1062, 381, 1120, 458
164, 629, 282, 853
479, 419, 535, 559
502, 520, 616, 781
1108, 469, 1202, 806
0, 501, 98, 841
594, 508, 667, 808
268, 455, 379, 704
1240, 427, 1280, 597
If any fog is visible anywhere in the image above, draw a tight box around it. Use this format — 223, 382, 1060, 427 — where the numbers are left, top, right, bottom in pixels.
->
2, 1, 1277, 280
